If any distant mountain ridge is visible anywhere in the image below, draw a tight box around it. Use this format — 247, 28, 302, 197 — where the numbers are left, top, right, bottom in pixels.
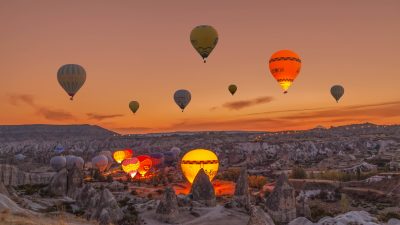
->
0, 124, 117, 141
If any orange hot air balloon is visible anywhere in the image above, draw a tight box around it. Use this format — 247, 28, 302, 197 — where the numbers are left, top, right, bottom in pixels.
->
124, 149, 133, 159
122, 158, 139, 178
113, 150, 126, 164
137, 155, 152, 177
269, 50, 302, 93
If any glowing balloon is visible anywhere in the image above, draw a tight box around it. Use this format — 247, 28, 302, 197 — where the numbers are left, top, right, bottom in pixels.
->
174, 89, 191, 112
124, 149, 133, 159
50, 156, 66, 171
228, 84, 237, 95
57, 64, 86, 100
137, 155, 152, 177
122, 158, 140, 178
330, 85, 344, 103
113, 150, 126, 164
269, 50, 301, 93
190, 25, 219, 62
180, 149, 219, 184
129, 101, 140, 114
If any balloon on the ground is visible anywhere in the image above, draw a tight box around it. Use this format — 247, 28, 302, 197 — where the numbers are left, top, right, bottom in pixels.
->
330, 85, 345, 103
54, 144, 64, 154
170, 147, 181, 157
269, 50, 301, 94
174, 89, 191, 112
50, 156, 66, 171
149, 153, 165, 168
91, 155, 109, 172
99, 150, 113, 170
57, 64, 86, 100
66, 155, 84, 170
190, 25, 219, 62
122, 158, 140, 178
137, 155, 152, 177
113, 150, 126, 164
129, 101, 140, 114
15, 154, 26, 161
228, 84, 237, 95
181, 149, 219, 184
124, 149, 133, 159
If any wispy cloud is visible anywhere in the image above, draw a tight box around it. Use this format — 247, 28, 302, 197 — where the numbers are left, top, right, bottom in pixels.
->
87, 113, 124, 121
223, 96, 274, 110
8, 94, 76, 121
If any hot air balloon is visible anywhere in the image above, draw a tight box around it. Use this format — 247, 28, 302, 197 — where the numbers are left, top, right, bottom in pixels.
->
228, 84, 237, 95
174, 89, 191, 112
124, 149, 133, 159
129, 101, 140, 114
54, 144, 64, 154
149, 153, 165, 169
91, 155, 109, 172
113, 150, 126, 164
330, 85, 344, 103
170, 147, 181, 157
122, 158, 140, 178
50, 156, 66, 171
269, 50, 302, 94
99, 150, 113, 170
66, 155, 84, 170
163, 152, 176, 165
137, 155, 152, 177
190, 25, 219, 63
180, 149, 219, 184
57, 64, 86, 100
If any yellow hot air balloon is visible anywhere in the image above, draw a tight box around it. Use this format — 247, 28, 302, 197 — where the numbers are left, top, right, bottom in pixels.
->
269, 50, 301, 93
113, 150, 126, 164
181, 149, 219, 184
190, 25, 219, 63
122, 158, 140, 178
129, 101, 140, 114
228, 84, 237, 95
57, 64, 86, 100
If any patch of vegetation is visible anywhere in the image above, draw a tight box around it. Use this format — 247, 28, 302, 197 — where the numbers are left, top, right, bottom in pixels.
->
130, 189, 138, 195
215, 167, 241, 181
120, 204, 140, 225
291, 166, 307, 179
310, 205, 334, 222
118, 197, 130, 207
248, 175, 267, 189
378, 211, 400, 222
16, 184, 47, 195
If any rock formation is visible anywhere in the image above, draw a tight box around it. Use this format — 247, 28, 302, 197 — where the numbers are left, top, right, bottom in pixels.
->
190, 168, 216, 207
265, 173, 296, 224
247, 206, 275, 225
296, 195, 311, 218
48, 168, 68, 196
0, 164, 54, 186
289, 211, 383, 225
67, 165, 83, 198
156, 187, 179, 223
232, 167, 250, 211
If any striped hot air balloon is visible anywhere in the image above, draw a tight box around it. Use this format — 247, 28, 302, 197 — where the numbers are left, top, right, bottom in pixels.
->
57, 64, 86, 100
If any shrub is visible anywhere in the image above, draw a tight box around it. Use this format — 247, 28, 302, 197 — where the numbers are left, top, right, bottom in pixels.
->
291, 166, 307, 179
248, 175, 267, 189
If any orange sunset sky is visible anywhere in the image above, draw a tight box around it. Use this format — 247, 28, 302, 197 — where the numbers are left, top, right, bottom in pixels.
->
0, 1, 399, 134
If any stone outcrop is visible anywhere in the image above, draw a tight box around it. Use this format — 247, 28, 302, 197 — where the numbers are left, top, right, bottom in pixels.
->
0, 164, 54, 186
288, 211, 383, 225
232, 167, 250, 211
156, 187, 179, 223
247, 206, 275, 225
190, 168, 216, 207
48, 168, 68, 196
265, 173, 296, 224
296, 196, 311, 218
67, 165, 83, 198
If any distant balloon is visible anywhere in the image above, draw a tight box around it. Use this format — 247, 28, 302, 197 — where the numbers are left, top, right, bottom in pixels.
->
57, 64, 86, 100
174, 89, 191, 112
129, 101, 140, 114
122, 158, 140, 178
14, 153, 26, 161
228, 84, 237, 95
91, 155, 109, 172
137, 155, 152, 177
330, 85, 344, 103
190, 25, 219, 62
269, 50, 301, 94
124, 149, 133, 159
66, 155, 84, 170
99, 150, 113, 170
50, 156, 66, 171
149, 153, 165, 169
170, 147, 181, 157
54, 144, 64, 154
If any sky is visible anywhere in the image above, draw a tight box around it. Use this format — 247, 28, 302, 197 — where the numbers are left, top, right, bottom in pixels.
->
0, 0, 399, 134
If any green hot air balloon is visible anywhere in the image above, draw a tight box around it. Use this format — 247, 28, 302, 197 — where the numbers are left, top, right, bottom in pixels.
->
330, 85, 344, 103
228, 84, 237, 95
57, 64, 86, 100
129, 101, 140, 114
174, 89, 191, 112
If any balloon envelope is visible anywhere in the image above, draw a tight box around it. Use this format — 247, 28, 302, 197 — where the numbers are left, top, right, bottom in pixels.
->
228, 84, 237, 95
174, 89, 191, 111
269, 50, 301, 93
149, 153, 165, 168
122, 158, 140, 177
129, 101, 140, 114
190, 25, 218, 62
57, 64, 86, 100
91, 155, 109, 172
180, 149, 219, 184
50, 156, 66, 171
54, 144, 64, 154
113, 150, 126, 164
330, 85, 344, 102
137, 155, 152, 176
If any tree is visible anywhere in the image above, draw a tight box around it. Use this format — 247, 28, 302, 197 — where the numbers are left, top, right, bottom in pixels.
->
291, 166, 307, 179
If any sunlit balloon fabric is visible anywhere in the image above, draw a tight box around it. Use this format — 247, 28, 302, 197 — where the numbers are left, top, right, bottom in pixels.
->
190, 25, 219, 62
113, 150, 126, 164
269, 50, 301, 93
57, 64, 86, 100
137, 155, 152, 177
181, 149, 219, 184
330, 85, 344, 103
122, 158, 140, 178
124, 149, 133, 159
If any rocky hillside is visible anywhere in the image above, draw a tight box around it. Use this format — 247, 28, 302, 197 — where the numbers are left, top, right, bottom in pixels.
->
0, 124, 117, 141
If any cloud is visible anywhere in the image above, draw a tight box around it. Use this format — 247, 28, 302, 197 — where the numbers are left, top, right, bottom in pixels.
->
8, 94, 75, 121
223, 96, 274, 110
87, 113, 124, 121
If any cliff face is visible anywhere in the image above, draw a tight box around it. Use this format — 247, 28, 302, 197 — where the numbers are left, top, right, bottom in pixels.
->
0, 164, 54, 186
